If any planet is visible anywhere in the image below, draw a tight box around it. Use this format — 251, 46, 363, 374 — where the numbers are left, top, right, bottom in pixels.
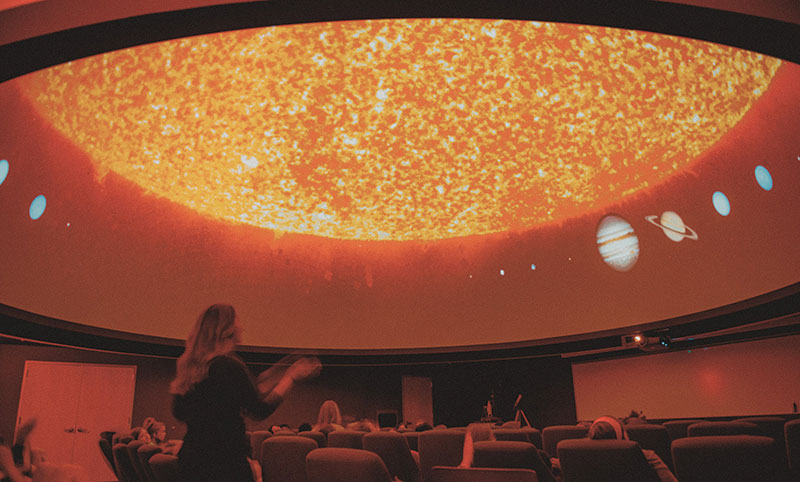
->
712, 191, 731, 216
29, 195, 47, 220
645, 211, 698, 242
596, 214, 640, 272
0, 159, 8, 186
754, 165, 773, 191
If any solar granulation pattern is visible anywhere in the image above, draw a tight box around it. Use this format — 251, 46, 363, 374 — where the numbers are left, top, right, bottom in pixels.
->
17, 19, 780, 240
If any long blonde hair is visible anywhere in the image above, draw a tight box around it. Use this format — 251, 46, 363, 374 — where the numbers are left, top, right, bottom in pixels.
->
170, 304, 239, 395
315, 400, 342, 429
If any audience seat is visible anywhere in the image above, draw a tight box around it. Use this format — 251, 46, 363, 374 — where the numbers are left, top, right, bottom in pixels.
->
671, 434, 782, 482
733, 416, 788, 463
126, 440, 149, 482
298, 430, 327, 448
112, 442, 140, 482
501, 421, 522, 429
148, 453, 179, 482
306, 447, 392, 482
137, 443, 162, 482
328, 430, 365, 449
430, 466, 538, 482
98, 437, 116, 474
419, 429, 466, 482
493, 428, 543, 449
250, 430, 273, 460
403, 432, 420, 451
521, 428, 543, 450
261, 435, 318, 482
687, 421, 760, 437
363, 431, 421, 482
541, 425, 588, 459
663, 419, 705, 441
557, 439, 661, 482
493, 429, 529, 443
785, 418, 800, 480
473, 441, 556, 482
624, 424, 672, 470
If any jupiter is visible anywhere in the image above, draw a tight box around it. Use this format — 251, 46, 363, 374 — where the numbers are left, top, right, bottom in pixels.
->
596, 214, 640, 272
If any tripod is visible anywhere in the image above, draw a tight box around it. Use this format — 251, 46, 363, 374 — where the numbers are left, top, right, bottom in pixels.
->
514, 408, 531, 428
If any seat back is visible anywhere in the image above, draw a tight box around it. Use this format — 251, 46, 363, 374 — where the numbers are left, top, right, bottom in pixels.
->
137, 444, 162, 482
521, 428, 543, 450
328, 430, 365, 449
671, 435, 781, 482
430, 466, 538, 482
149, 453, 179, 482
493, 429, 530, 443
418, 430, 465, 482
473, 441, 556, 482
297, 430, 327, 448
687, 421, 760, 437
624, 424, 672, 470
98, 437, 116, 474
112, 442, 139, 482
404, 432, 420, 451
261, 435, 318, 482
250, 430, 273, 460
663, 419, 705, 441
786, 418, 800, 480
541, 425, 588, 458
127, 440, 148, 482
306, 447, 392, 482
363, 431, 421, 482
733, 416, 788, 466
557, 438, 660, 482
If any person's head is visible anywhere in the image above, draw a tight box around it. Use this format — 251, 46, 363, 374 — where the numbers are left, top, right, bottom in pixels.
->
466, 423, 495, 443
316, 400, 342, 428
414, 421, 433, 432
170, 304, 240, 394
131, 427, 151, 443
144, 418, 167, 444
297, 422, 312, 433
589, 416, 628, 440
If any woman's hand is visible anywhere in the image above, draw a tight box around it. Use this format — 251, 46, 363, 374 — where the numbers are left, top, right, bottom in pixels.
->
286, 357, 321, 382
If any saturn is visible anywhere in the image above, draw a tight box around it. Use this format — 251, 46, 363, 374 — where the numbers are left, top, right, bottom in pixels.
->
645, 211, 698, 242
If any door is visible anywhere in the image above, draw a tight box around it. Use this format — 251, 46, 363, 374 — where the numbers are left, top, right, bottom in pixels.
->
16, 361, 137, 482
402, 376, 433, 426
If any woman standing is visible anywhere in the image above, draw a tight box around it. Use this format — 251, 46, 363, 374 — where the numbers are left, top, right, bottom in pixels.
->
171, 304, 319, 482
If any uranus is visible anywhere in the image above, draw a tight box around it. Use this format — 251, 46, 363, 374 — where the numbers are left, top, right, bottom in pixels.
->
712, 191, 730, 216
29, 195, 47, 220
754, 165, 773, 191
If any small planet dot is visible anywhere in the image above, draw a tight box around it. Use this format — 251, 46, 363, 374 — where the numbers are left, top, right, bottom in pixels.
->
0, 159, 8, 186
712, 191, 730, 216
754, 165, 773, 191
530, 263, 536, 270
499, 269, 505, 276
29, 195, 47, 220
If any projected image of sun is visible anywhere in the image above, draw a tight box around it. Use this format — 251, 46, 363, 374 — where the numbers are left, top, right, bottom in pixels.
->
17, 19, 780, 241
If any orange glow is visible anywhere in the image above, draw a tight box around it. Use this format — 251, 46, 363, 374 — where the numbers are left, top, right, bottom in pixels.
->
17, 19, 780, 240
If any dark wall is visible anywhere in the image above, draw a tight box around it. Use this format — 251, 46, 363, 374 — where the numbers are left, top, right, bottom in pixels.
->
425, 356, 577, 428
0, 342, 575, 442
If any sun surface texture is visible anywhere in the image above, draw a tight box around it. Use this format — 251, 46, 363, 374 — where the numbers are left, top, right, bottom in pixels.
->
18, 19, 780, 241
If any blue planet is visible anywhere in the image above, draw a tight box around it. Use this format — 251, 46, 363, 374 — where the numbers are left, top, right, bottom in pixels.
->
29, 195, 47, 220
712, 191, 730, 216
0, 159, 8, 186
754, 165, 773, 191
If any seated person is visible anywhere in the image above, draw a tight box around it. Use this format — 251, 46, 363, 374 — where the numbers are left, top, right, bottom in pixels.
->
130, 427, 151, 444
589, 416, 677, 482
458, 423, 494, 468
313, 400, 344, 435
345, 419, 379, 433
297, 422, 312, 433
459, 423, 558, 482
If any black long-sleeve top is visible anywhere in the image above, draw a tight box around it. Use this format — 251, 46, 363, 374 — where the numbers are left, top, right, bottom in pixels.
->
172, 354, 280, 475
